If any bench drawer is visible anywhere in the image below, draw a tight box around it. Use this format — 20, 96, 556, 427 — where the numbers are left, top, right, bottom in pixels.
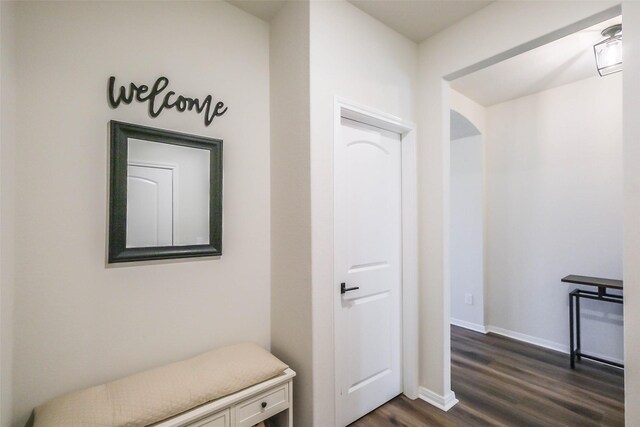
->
188, 409, 230, 427
236, 384, 289, 427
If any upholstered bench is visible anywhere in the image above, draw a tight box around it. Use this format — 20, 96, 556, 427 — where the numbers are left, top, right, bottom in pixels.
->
33, 343, 295, 427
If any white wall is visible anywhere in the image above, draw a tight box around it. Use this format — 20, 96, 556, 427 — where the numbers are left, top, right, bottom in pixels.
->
450, 135, 484, 330
309, 2, 417, 424
623, 3, 640, 423
7, 2, 270, 425
1, 1, 17, 425
450, 90, 485, 332
485, 74, 623, 361
418, 1, 620, 402
269, 2, 313, 426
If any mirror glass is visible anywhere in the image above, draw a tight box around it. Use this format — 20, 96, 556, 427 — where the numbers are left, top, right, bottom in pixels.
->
127, 139, 210, 248
108, 121, 222, 263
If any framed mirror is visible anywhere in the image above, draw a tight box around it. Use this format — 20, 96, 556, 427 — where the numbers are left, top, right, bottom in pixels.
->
108, 121, 222, 263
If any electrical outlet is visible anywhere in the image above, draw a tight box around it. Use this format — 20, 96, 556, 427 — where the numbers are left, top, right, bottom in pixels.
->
465, 293, 473, 305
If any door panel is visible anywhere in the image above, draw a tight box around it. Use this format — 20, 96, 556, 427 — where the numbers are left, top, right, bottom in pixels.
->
335, 117, 402, 426
127, 165, 174, 248
346, 292, 393, 393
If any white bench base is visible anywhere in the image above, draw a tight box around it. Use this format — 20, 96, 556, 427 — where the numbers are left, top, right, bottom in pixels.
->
154, 368, 296, 427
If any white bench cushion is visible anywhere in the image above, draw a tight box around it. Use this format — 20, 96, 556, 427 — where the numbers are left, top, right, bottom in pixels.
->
34, 343, 288, 427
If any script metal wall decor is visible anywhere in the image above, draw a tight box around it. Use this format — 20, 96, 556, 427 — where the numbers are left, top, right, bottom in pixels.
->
108, 76, 228, 126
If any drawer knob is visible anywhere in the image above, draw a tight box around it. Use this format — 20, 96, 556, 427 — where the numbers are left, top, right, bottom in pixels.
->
261, 401, 267, 409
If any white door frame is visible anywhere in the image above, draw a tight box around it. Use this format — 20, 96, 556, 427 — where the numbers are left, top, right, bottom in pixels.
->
333, 97, 419, 423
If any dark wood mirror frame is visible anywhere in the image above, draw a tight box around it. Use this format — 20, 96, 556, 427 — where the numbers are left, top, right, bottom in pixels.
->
108, 120, 223, 263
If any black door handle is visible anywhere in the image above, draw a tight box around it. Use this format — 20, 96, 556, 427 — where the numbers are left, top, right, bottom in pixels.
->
341, 282, 360, 294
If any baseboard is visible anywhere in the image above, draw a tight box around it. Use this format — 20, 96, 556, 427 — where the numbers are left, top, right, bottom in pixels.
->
450, 318, 487, 334
486, 325, 567, 353
485, 325, 624, 365
580, 351, 624, 366
418, 387, 459, 412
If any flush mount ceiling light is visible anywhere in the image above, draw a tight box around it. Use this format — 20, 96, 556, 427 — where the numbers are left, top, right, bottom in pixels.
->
594, 23, 622, 76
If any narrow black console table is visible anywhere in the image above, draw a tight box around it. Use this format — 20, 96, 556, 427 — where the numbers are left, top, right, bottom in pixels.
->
562, 274, 623, 369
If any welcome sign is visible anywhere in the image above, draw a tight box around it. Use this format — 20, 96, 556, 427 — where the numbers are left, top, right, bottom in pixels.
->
108, 76, 228, 126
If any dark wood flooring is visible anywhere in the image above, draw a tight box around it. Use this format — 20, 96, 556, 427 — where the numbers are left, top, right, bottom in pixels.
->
350, 326, 624, 426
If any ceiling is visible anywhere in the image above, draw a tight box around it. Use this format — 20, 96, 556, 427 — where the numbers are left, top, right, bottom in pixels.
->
348, 0, 492, 42
227, 2, 622, 108
227, 0, 286, 22
227, 0, 492, 42
450, 15, 623, 107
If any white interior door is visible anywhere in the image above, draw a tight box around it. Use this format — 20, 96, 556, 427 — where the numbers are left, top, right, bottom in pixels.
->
127, 164, 174, 247
335, 117, 402, 426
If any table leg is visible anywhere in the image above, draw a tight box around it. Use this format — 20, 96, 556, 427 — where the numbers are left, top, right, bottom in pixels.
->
576, 294, 581, 361
569, 292, 575, 369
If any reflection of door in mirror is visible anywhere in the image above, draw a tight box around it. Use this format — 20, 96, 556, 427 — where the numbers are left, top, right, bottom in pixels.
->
127, 164, 174, 248
127, 138, 210, 248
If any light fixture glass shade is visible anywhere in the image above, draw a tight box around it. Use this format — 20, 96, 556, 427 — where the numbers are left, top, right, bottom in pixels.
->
594, 24, 622, 76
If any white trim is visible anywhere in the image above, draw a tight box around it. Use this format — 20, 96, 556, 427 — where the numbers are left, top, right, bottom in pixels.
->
450, 320, 625, 366
486, 325, 624, 365
486, 325, 566, 353
581, 352, 624, 367
333, 97, 419, 425
337, 97, 415, 135
450, 318, 487, 334
418, 387, 459, 412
